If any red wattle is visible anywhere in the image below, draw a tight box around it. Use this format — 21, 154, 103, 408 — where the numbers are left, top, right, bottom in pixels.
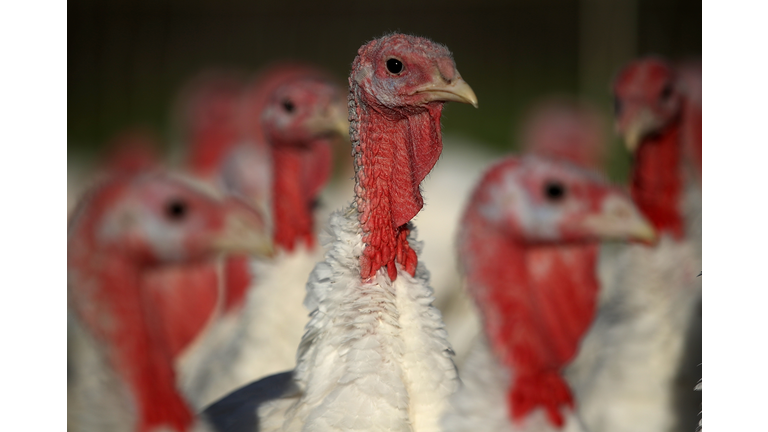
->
143, 264, 220, 359
461, 206, 599, 427
631, 124, 685, 239
70, 258, 195, 432
354, 101, 444, 280
271, 145, 321, 251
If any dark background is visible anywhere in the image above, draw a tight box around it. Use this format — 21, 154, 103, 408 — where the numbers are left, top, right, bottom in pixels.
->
68, 0, 701, 180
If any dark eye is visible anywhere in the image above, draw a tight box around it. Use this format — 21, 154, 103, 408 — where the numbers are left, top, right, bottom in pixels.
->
386, 58, 403, 74
613, 96, 623, 116
544, 181, 566, 201
166, 199, 188, 221
660, 84, 674, 101
282, 100, 295, 113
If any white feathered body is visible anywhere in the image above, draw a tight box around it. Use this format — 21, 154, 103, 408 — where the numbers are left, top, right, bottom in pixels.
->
179, 246, 322, 409
317, 137, 496, 368
443, 335, 586, 432
567, 186, 702, 432
259, 206, 458, 432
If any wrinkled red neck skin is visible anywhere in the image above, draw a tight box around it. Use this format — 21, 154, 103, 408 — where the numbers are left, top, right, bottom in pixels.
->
461, 214, 600, 427
188, 129, 240, 179
271, 138, 332, 251
354, 102, 443, 281
631, 121, 685, 239
69, 255, 195, 432
142, 263, 220, 359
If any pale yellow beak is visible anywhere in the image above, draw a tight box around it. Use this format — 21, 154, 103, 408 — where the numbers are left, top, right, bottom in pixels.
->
305, 98, 351, 140
415, 76, 479, 108
621, 108, 658, 154
581, 194, 656, 243
212, 212, 274, 258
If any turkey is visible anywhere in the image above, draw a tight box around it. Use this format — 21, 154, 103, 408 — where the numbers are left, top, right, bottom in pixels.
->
67, 171, 272, 432
423, 97, 610, 366
178, 63, 350, 409
566, 57, 703, 432
442, 155, 655, 432
203, 33, 478, 432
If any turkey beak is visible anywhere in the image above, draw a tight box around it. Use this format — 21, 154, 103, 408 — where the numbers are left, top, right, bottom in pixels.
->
621, 108, 656, 154
306, 98, 350, 140
415, 76, 479, 108
581, 194, 657, 244
212, 202, 274, 258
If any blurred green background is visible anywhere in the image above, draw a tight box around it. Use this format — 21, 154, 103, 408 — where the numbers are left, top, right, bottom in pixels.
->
68, 0, 701, 181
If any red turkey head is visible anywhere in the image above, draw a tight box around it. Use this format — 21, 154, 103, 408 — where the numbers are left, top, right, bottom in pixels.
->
70, 173, 272, 266
467, 156, 655, 245
352, 34, 478, 113
351, 33, 478, 228
67, 173, 272, 432
261, 78, 349, 146
459, 155, 654, 428
350, 34, 478, 280
613, 57, 682, 152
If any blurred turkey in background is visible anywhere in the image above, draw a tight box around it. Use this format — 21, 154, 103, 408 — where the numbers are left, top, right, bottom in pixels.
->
68, 1, 701, 431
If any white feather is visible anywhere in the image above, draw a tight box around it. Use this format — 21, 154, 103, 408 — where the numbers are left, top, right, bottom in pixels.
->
258, 205, 458, 432
179, 246, 323, 410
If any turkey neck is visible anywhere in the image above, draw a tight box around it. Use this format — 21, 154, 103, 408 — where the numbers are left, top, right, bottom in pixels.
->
350, 90, 444, 281
460, 213, 600, 424
271, 142, 322, 252
631, 121, 685, 239
71, 255, 195, 432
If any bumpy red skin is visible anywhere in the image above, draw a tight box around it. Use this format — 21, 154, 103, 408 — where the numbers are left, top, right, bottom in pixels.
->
349, 35, 456, 281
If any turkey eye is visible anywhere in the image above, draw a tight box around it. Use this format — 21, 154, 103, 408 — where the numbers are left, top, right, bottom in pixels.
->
660, 84, 674, 101
166, 199, 188, 221
544, 181, 566, 201
386, 58, 403, 74
282, 100, 295, 113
